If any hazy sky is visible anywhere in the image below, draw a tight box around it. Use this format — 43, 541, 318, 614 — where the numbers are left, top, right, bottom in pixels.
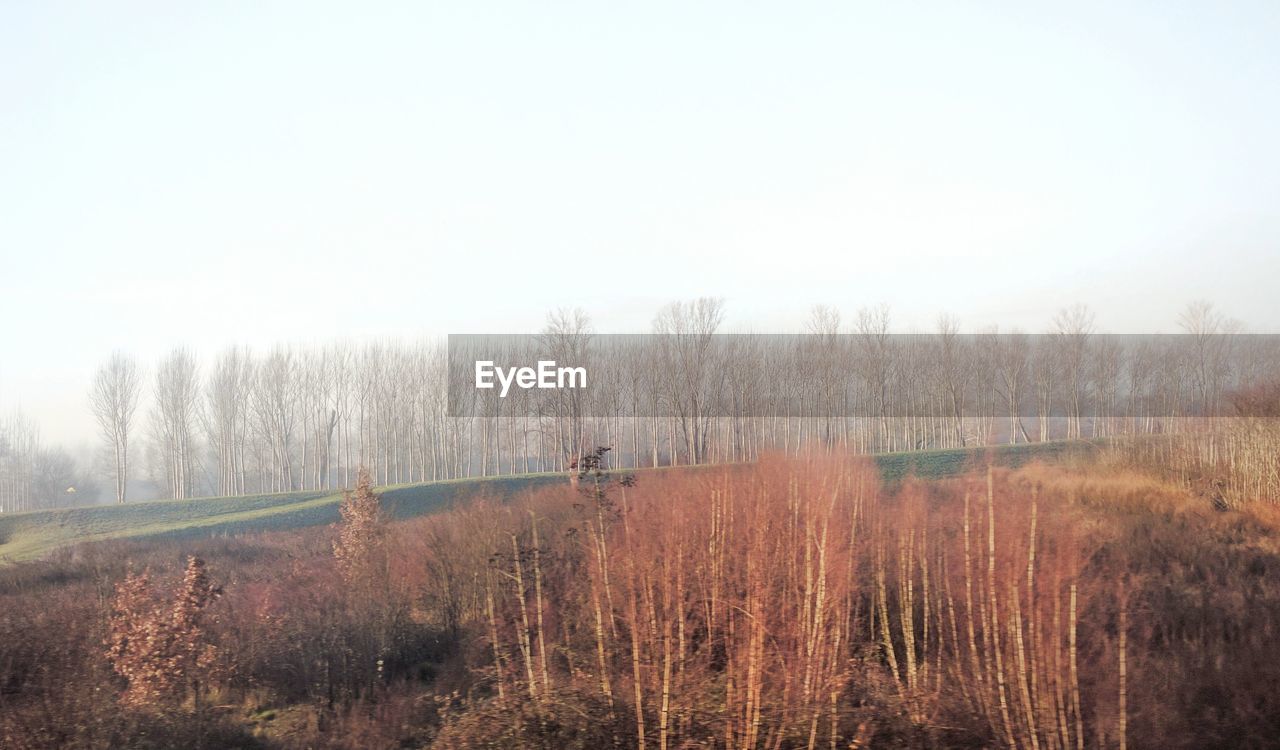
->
3, 1, 1280, 447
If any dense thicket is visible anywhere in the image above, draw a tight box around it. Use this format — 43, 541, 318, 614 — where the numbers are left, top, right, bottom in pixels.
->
3, 453, 1278, 748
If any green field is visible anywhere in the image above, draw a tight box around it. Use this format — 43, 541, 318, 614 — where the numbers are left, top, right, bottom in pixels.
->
0, 441, 1093, 564
0, 474, 570, 564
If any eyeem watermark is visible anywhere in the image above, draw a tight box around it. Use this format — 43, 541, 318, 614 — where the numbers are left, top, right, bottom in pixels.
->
450, 332, 1280, 417
475, 360, 587, 397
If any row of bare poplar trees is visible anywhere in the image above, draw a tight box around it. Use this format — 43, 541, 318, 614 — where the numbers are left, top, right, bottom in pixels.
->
1, 298, 1271, 511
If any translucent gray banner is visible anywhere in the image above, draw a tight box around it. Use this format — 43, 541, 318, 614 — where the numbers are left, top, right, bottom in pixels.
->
446, 333, 1280, 418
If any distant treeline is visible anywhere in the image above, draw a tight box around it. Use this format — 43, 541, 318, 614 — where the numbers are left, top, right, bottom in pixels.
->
1, 299, 1275, 511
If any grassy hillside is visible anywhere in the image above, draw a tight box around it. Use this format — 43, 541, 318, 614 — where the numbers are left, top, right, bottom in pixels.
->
0, 475, 565, 564
872, 438, 1093, 481
0, 440, 1094, 564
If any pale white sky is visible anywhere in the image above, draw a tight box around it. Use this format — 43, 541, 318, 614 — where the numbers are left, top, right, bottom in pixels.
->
2, 1, 1279, 447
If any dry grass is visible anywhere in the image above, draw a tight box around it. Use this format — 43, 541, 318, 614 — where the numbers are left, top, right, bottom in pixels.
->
3, 451, 1279, 748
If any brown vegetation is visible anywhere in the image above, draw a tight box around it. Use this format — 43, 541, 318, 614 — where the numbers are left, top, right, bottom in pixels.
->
1117, 382, 1280, 507
2, 452, 1279, 748
105, 556, 223, 709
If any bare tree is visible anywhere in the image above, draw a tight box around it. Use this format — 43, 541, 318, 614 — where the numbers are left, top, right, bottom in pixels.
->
1054, 304, 1095, 439
653, 298, 725, 464
541, 309, 593, 469
993, 331, 1029, 444
1178, 300, 1236, 416
0, 412, 39, 512
204, 348, 249, 496
855, 304, 894, 451
152, 349, 201, 500
252, 348, 300, 492
936, 314, 971, 447
90, 352, 143, 503
805, 305, 845, 446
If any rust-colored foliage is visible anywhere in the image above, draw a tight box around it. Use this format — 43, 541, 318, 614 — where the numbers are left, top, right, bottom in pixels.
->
104, 556, 222, 710
459, 455, 1280, 748
333, 467, 387, 583
6, 453, 1280, 749
1123, 381, 1280, 507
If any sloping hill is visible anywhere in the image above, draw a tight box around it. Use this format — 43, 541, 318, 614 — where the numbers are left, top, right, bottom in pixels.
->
0, 441, 1094, 564
0, 474, 569, 564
